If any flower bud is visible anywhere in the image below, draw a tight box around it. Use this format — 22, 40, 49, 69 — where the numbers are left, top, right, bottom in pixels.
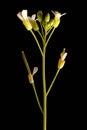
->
44, 24, 50, 31
44, 19, 54, 31
37, 10, 43, 22
44, 13, 50, 23
48, 19, 54, 26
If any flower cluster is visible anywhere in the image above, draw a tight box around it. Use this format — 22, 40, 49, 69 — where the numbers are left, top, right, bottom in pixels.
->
17, 10, 66, 31
28, 67, 38, 84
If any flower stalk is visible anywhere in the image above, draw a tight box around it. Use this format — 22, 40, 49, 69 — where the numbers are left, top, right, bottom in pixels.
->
42, 47, 47, 130
17, 9, 67, 130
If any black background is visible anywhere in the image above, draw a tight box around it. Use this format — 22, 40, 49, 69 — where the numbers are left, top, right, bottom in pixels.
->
2, 0, 86, 129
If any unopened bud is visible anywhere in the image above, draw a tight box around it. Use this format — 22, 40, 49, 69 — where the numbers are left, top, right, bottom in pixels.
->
37, 10, 43, 22
44, 23, 50, 31
48, 19, 54, 26
44, 13, 50, 23
44, 19, 54, 31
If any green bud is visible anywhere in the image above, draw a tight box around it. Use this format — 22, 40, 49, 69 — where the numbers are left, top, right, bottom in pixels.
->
37, 10, 43, 22
53, 17, 60, 28
48, 19, 54, 27
44, 22, 52, 31
44, 19, 54, 31
44, 24, 49, 31
44, 13, 50, 23
30, 20, 39, 31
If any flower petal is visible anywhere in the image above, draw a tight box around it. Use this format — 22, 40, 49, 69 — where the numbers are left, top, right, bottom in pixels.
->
17, 12, 23, 21
22, 10, 28, 19
51, 10, 66, 18
61, 13, 67, 17
33, 67, 38, 75
31, 14, 36, 20
61, 52, 67, 60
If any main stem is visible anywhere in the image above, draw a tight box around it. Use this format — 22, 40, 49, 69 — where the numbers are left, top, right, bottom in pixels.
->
42, 47, 47, 130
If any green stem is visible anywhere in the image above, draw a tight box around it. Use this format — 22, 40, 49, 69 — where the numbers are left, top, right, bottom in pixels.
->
30, 30, 43, 56
37, 30, 44, 44
45, 27, 55, 48
21, 51, 43, 114
32, 83, 43, 114
42, 47, 47, 130
46, 26, 53, 35
46, 69, 60, 96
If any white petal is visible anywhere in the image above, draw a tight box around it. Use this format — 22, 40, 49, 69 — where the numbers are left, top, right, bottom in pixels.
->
56, 13, 61, 18
33, 67, 38, 75
51, 10, 55, 15
61, 52, 67, 60
60, 13, 67, 17
51, 10, 61, 18
22, 10, 28, 19
17, 12, 23, 21
51, 10, 66, 18
31, 14, 36, 20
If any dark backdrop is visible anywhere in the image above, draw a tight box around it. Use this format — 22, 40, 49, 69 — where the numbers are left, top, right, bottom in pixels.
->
2, 0, 85, 129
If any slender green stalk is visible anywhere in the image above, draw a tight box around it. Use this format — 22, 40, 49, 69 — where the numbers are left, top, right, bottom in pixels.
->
30, 30, 43, 56
46, 26, 53, 35
45, 27, 55, 48
37, 30, 44, 44
21, 51, 31, 73
46, 69, 60, 97
32, 83, 43, 114
42, 47, 47, 130
21, 51, 43, 114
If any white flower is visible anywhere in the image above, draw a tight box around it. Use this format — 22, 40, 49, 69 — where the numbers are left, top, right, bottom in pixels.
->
60, 52, 67, 61
58, 48, 67, 69
51, 10, 66, 18
17, 10, 28, 21
17, 10, 32, 30
28, 67, 38, 84
28, 14, 37, 21
17, 10, 37, 21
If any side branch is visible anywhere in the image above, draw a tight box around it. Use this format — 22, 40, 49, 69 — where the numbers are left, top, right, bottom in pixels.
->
46, 69, 60, 96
